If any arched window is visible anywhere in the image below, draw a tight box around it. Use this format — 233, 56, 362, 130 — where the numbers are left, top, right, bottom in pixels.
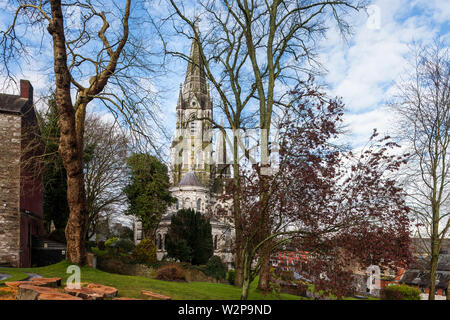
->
176, 198, 179, 210
185, 198, 190, 209
197, 199, 201, 211
158, 234, 162, 250
164, 234, 168, 250
214, 235, 218, 250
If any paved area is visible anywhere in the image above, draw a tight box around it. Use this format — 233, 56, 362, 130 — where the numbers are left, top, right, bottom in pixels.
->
25, 273, 42, 280
0, 273, 11, 281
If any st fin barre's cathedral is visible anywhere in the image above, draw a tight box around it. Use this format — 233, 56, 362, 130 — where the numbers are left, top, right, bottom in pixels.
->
134, 30, 235, 268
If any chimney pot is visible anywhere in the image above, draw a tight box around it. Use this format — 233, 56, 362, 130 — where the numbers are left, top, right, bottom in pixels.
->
20, 79, 33, 102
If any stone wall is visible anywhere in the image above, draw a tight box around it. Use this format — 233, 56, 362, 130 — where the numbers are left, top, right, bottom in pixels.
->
0, 113, 21, 267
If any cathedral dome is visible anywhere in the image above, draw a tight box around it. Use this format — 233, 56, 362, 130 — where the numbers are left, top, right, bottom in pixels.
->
178, 171, 204, 187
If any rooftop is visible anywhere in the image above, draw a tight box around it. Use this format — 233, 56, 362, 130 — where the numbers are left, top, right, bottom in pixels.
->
178, 171, 204, 188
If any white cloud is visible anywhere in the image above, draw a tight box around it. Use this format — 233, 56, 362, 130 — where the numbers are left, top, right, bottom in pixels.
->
318, 0, 447, 148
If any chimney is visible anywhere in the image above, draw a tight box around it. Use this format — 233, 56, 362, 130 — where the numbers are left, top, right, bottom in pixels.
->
20, 79, 33, 102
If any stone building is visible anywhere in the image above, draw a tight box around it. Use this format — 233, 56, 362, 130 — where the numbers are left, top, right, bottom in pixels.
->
135, 26, 234, 268
0, 80, 44, 267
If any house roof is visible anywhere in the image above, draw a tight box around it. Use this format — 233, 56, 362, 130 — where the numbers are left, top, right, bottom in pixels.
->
0, 93, 29, 114
400, 270, 450, 289
178, 171, 204, 187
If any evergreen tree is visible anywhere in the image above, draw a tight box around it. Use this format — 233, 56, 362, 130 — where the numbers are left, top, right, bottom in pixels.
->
39, 95, 70, 239
166, 209, 214, 265
123, 153, 175, 238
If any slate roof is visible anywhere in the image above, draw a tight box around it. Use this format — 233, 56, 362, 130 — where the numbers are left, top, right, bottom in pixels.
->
178, 171, 204, 187
400, 270, 450, 289
0, 93, 29, 114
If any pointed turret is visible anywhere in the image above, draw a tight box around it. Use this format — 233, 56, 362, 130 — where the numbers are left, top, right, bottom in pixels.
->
176, 83, 183, 109
183, 21, 209, 107
216, 117, 227, 165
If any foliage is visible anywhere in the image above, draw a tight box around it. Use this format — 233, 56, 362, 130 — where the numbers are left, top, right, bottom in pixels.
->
105, 237, 119, 248
227, 270, 236, 285
124, 153, 175, 238
203, 256, 227, 280
217, 78, 412, 299
131, 239, 157, 265
38, 95, 70, 231
381, 284, 421, 300
154, 264, 186, 282
114, 239, 135, 254
90, 247, 108, 257
166, 209, 214, 265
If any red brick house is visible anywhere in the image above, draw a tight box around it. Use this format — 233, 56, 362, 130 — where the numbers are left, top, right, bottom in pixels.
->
0, 80, 44, 267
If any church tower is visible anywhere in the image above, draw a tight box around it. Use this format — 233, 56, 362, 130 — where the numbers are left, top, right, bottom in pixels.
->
171, 23, 213, 187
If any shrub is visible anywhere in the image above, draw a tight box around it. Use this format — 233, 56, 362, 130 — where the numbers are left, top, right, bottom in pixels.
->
381, 284, 421, 300
91, 247, 108, 257
114, 238, 135, 254
227, 269, 236, 285
131, 239, 157, 265
204, 256, 227, 280
105, 237, 119, 248
155, 264, 186, 282
166, 209, 213, 265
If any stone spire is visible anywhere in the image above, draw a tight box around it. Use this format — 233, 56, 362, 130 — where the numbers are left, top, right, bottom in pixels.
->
176, 83, 183, 109
183, 20, 208, 104
216, 117, 227, 165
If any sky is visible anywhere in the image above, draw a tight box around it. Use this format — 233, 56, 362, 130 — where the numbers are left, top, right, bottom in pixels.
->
0, 0, 449, 152
318, 0, 449, 147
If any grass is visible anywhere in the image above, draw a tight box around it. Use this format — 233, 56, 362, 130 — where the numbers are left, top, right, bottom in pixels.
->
0, 261, 301, 300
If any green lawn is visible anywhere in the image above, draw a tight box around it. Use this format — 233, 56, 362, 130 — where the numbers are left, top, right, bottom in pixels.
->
0, 261, 300, 300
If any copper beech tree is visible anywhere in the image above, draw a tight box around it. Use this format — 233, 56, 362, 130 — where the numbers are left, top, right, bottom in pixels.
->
217, 79, 412, 300
1, 0, 161, 264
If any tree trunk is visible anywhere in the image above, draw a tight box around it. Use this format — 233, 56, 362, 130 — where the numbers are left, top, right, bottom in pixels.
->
428, 250, 439, 300
232, 134, 244, 287
48, 0, 87, 265
257, 248, 271, 291
240, 252, 251, 300
234, 244, 244, 287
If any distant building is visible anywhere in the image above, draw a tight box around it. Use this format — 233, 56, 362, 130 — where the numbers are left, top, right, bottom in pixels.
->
399, 238, 450, 298
134, 24, 234, 268
0, 80, 44, 267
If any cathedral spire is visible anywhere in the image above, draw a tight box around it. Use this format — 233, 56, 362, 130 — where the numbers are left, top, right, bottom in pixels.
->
183, 19, 208, 101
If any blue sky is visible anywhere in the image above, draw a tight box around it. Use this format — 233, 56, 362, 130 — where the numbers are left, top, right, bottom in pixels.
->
0, 0, 449, 153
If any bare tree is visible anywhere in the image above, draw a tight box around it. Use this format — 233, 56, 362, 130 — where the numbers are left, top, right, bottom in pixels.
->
160, 0, 365, 288
83, 114, 128, 242
1, 0, 164, 264
391, 40, 450, 300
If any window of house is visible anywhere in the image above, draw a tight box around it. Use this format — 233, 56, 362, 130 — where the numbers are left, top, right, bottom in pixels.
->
164, 234, 168, 251
214, 235, 218, 250
197, 199, 201, 211
176, 198, 179, 210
